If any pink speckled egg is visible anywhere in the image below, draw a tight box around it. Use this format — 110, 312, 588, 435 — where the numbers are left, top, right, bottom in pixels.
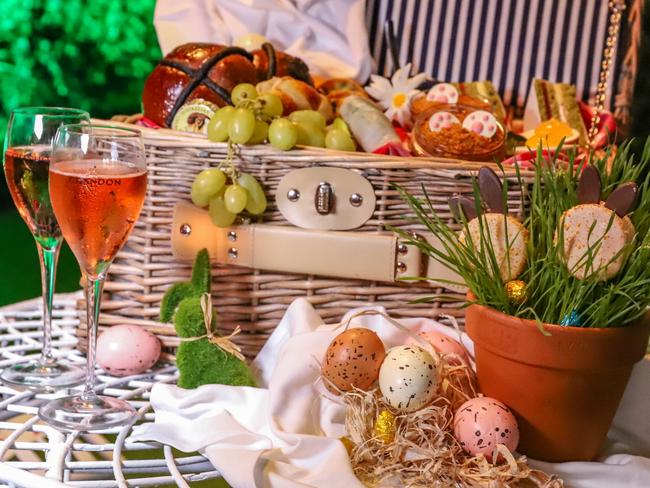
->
409, 330, 470, 366
453, 397, 519, 459
97, 325, 161, 377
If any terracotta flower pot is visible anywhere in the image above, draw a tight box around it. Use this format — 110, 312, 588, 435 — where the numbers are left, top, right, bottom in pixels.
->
466, 299, 650, 462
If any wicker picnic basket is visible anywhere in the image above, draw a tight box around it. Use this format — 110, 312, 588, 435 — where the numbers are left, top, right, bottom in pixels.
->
76, 0, 642, 359
75, 121, 530, 359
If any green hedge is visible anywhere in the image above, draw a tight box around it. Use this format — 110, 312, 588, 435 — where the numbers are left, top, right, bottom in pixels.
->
0, 0, 161, 205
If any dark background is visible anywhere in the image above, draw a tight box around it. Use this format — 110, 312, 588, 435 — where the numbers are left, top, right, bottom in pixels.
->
0, 0, 649, 306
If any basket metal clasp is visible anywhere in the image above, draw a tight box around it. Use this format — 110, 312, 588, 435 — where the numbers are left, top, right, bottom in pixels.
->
315, 182, 332, 215
276, 167, 375, 230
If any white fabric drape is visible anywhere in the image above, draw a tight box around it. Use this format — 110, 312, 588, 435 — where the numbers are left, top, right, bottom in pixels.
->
130, 298, 650, 488
153, 0, 372, 81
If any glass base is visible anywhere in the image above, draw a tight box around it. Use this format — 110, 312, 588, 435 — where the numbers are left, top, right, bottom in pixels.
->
38, 394, 136, 431
0, 360, 85, 393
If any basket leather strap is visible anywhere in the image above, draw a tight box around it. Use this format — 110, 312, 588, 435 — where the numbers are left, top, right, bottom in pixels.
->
171, 201, 464, 289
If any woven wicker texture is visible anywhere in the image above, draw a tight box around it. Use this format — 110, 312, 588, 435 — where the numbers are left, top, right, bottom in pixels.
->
0, 293, 219, 487
80, 121, 531, 358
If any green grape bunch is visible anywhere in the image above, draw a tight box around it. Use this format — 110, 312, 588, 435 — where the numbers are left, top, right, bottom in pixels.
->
191, 167, 267, 228
197, 82, 358, 228
207, 83, 356, 152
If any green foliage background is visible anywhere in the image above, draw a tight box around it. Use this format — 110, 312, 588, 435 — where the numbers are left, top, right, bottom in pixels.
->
0, 0, 161, 304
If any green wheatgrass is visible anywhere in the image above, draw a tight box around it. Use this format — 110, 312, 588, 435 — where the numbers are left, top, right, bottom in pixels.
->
395, 140, 650, 328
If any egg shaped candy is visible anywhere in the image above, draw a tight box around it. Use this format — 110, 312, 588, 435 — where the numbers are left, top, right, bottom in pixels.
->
409, 330, 470, 366
97, 325, 162, 377
453, 397, 519, 459
379, 346, 438, 412
321, 328, 386, 393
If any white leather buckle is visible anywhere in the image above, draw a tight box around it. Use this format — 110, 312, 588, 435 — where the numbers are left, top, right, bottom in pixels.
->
276, 167, 376, 230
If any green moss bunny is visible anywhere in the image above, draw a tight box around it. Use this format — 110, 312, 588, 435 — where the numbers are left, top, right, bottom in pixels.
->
160, 249, 256, 389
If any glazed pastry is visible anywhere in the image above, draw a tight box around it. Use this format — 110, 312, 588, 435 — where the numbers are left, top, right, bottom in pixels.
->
559, 165, 637, 280
251, 42, 313, 85
142, 42, 313, 127
412, 104, 506, 161
316, 78, 367, 112
451, 167, 528, 282
256, 76, 334, 121
142, 44, 258, 127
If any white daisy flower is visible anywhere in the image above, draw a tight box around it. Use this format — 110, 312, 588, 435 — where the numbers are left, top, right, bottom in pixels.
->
366, 63, 429, 128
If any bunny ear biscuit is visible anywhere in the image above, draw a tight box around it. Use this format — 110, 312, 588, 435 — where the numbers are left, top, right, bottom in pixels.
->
478, 167, 506, 214
560, 204, 632, 281
461, 213, 528, 282
604, 182, 638, 217
449, 196, 479, 221
577, 165, 601, 204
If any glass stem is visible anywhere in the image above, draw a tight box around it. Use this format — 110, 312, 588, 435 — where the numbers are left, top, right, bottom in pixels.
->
82, 274, 104, 402
36, 239, 62, 365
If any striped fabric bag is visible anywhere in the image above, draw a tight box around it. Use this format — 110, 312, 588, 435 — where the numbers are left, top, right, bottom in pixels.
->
365, 0, 641, 130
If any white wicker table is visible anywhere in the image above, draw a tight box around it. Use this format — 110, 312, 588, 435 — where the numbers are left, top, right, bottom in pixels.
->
0, 293, 221, 488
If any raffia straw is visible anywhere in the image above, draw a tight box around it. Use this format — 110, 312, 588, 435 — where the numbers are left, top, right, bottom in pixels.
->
178, 293, 246, 361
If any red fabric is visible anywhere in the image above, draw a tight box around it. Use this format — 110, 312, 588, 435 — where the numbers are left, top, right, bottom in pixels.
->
137, 116, 161, 129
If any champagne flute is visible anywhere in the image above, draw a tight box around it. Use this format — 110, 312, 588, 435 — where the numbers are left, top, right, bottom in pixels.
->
2, 107, 89, 391
39, 124, 147, 431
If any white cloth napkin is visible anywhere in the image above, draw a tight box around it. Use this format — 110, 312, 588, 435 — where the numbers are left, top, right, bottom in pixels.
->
129, 298, 650, 488
153, 0, 372, 81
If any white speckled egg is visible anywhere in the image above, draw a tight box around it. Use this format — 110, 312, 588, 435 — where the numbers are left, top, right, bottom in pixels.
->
453, 397, 519, 460
97, 325, 161, 377
378, 345, 439, 412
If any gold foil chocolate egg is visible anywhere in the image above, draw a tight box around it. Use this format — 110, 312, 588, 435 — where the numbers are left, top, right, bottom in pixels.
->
505, 280, 528, 305
339, 436, 355, 456
373, 409, 396, 444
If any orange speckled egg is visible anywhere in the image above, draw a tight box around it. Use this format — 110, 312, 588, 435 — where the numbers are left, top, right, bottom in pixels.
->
321, 328, 386, 394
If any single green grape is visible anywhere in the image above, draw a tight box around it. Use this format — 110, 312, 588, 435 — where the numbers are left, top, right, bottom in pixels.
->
325, 128, 356, 152
293, 122, 325, 147
330, 117, 351, 136
257, 93, 283, 118
207, 106, 235, 142
229, 108, 256, 144
224, 184, 249, 214
191, 168, 227, 207
289, 110, 326, 130
208, 195, 237, 227
238, 173, 267, 215
247, 119, 269, 145
231, 83, 258, 106
268, 118, 298, 150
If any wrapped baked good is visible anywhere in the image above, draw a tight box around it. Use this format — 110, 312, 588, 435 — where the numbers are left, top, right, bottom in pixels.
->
412, 104, 506, 161
256, 76, 334, 121
339, 95, 401, 152
252, 43, 313, 86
